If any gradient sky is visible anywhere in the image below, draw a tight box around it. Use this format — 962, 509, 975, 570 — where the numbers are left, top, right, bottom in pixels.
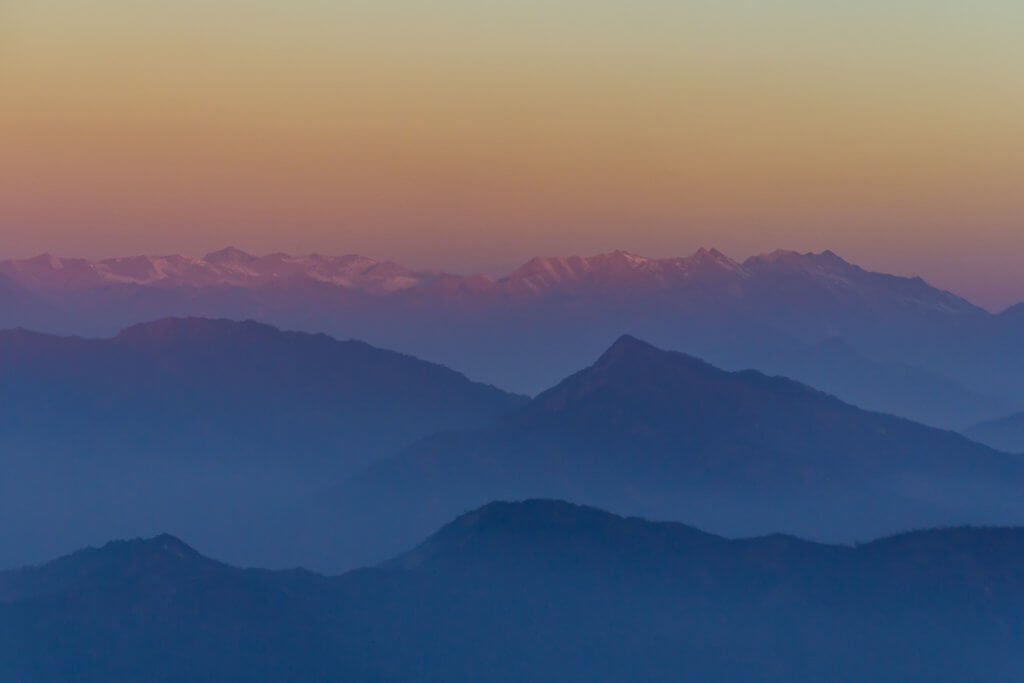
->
2, 1, 1023, 309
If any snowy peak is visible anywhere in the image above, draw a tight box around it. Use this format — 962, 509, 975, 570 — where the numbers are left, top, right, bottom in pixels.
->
743, 249, 854, 273
741, 249, 980, 314
685, 247, 742, 270
0, 247, 987, 316
499, 247, 745, 296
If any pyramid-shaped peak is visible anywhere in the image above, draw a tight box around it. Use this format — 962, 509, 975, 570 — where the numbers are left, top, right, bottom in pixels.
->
812, 249, 855, 268
590, 335, 717, 377
525, 335, 749, 415
599, 334, 659, 359
688, 247, 741, 268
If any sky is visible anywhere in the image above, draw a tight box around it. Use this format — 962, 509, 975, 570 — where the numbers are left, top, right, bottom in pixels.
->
2, 1, 1023, 309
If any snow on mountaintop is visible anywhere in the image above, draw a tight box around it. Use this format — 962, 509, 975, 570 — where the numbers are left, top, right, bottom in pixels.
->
0, 247, 982, 315
497, 248, 747, 295
0, 249, 440, 294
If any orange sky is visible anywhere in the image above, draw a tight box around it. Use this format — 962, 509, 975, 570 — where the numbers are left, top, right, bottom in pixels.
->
2, 1, 1023, 309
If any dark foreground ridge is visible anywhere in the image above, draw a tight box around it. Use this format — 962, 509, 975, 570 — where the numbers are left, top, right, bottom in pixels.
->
3, 500, 1024, 683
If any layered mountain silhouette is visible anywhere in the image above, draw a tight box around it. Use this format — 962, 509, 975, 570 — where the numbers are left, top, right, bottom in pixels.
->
0, 318, 524, 569
3, 500, 1024, 683
967, 412, 1024, 453
1, 247, 1019, 427
311, 335, 1024, 569
754, 336, 1007, 428
0, 534, 372, 682
0, 316, 521, 468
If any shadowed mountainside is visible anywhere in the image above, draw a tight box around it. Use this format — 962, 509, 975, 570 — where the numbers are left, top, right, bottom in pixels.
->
0, 318, 525, 570
1, 247, 1021, 427
967, 412, 1024, 453
309, 335, 1024, 570
3, 500, 1024, 683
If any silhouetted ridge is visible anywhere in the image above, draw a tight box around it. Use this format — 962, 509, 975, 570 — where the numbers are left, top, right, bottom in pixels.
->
593, 334, 662, 365
53, 534, 209, 578
324, 333, 1024, 570
100, 533, 201, 560
6, 503, 1024, 682
0, 317, 527, 571
115, 316, 278, 344
0, 245, 1011, 414
591, 333, 761, 380
0, 534, 221, 605
391, 499, 722, 571
529, 334, 818, 416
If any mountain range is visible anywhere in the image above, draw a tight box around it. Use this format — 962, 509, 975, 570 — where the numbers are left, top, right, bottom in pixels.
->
0, 247, 987, 312
0, 248, 441, 294
4, 246, 1022, 680
3, 500, 1023, 683
4, 319, 1023, 573
305, 335, 1024, 570
1, 247, 1020, 428
0, 317, 523, 569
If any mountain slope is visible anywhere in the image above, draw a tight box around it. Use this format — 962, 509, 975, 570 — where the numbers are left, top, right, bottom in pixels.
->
314, 335, 1024, 569
754, 337, 1011, 428
0, 535, 380, 683
0, 272, 57, 330
0, 317, 523, 468
1, 247, 1019, 429
4, 501, 1024, 682
0, 318, 525, 570
966, 412, 1024, 453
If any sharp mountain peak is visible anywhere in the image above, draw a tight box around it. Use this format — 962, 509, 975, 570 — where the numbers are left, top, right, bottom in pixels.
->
595, 333, 663, 363
593, 334, 717, 374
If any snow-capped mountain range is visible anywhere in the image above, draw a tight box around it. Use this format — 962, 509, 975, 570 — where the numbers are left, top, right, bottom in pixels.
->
0, 247, 441, 294
0, 246, 983, 317
0, 245, 1021, 426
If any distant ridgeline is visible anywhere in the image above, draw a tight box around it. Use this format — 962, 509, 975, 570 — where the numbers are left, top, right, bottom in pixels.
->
2, 247, 1024, 427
